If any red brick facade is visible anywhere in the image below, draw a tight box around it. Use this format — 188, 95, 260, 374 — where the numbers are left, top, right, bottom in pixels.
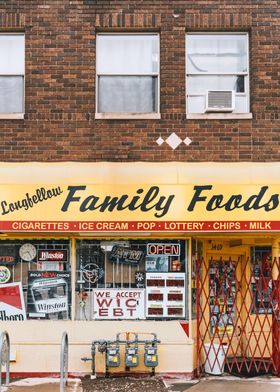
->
0, 1, 279, 162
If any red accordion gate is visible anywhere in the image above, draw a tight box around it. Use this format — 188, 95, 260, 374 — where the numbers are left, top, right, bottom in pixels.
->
196, 252, 280, 377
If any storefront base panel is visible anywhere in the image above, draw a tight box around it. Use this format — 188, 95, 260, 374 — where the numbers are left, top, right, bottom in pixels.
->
4, 371, 195, 380
1, 321, 194, 375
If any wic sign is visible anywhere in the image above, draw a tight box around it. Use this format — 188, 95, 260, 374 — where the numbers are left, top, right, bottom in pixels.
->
92, 289, 145, 319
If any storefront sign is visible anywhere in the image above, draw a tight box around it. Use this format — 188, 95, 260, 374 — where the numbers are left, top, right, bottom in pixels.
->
0, 255, 16, 265
27, 271, 71, 320
1, 182, 280, 232
109, 245, 145, 265
92, 289, 145, 319
0, 282, 26, 320
147, 243, 180, 256
37, 249, 68, 262
0, 246, 17, 265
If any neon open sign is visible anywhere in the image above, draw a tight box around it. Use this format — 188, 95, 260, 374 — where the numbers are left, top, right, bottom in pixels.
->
147, 243, 181, 256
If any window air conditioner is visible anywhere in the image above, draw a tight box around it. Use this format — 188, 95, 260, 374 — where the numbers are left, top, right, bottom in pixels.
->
205, 90, 235, 112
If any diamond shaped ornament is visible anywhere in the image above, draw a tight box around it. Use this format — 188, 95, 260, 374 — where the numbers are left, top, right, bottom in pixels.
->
184, 137, 192, 146
165, 132, 182, 150
156, 136, 164, 146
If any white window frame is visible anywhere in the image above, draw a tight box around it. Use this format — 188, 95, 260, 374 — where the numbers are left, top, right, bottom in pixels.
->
95, 32, 161, 120
186, 32, 252, 120
0, 33, 25, 119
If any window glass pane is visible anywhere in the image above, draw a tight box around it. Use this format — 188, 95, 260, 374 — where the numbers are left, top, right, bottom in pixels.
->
98, 76, 157, 113
187, 95, 206, 114
0, 239, 71, 321
187, 34, 247, 74
188, 75, 245, 94
0, 35, 24, 74
97, 35, 159, 74
75, 239, 187, 321
235, 95, 249, 112
0, 76, 24, 113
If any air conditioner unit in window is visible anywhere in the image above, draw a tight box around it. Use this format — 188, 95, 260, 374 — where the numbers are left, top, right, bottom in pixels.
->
205, 90, 235, 112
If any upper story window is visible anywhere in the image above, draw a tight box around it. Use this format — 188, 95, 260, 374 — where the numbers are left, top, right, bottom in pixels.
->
186, 33, 250, 118
96, 33, 160, 119
0, 34, 25, 117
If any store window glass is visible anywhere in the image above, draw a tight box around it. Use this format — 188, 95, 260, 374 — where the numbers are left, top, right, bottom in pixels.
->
0, 34, 25, 114
251, 246, 273, 314
96, 34, 160, 115
75, 239, 187, 321
186, 33, 249, 114
0, 239, 70, 321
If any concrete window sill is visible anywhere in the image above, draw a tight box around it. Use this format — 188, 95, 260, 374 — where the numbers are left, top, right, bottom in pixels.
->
95, 113, 161, 120
186, 113, 253, 120
0, 113, 25, 120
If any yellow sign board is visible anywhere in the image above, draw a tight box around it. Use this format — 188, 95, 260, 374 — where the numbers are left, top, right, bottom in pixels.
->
0, 183, 279, 232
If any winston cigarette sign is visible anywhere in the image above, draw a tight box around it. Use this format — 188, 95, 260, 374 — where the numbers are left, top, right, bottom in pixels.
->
0, 184, 280, 232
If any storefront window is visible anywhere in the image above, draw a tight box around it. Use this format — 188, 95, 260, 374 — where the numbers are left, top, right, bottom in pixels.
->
75, 239, 187, 320
209, 259, 236, 336
0, 239, 71, 321
251, 246, 273, 314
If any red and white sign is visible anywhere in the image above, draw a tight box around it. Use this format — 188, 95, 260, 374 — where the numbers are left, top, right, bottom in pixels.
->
38, 249, 68, 262
92, 289, 145, 320
0, 282, 26, 321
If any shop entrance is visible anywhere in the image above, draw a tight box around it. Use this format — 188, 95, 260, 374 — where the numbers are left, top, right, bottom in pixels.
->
196, 243, 280, 377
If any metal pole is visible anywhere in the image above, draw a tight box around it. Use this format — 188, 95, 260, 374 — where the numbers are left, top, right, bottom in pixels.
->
60, 332, 68, 392
0, 331, 10, 391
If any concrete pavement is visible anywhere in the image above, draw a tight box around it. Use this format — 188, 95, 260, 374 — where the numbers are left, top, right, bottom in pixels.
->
2, 378, 82, 392
186, 378, 280, 392
2, 376, 280, 392
164, 376, 280, 392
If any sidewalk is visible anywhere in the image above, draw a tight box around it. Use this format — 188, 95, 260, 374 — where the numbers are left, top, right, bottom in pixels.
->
2, 375, 280, 392
2, 378, 82, 392
163, 376, 280, 392
185, 378, 280, 392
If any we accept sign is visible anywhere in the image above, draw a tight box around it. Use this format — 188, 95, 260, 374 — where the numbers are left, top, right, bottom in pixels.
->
92, 289, 145, 319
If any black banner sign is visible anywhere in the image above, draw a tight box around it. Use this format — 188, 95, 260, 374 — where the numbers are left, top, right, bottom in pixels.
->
109, 245, 145, 265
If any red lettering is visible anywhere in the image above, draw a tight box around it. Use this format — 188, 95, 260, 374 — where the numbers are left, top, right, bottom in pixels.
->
99, 309, 108, 316
113, 308, 123, 316
96, 298, 113, 307
127, 308, 136, 316
126, 299, 137, 307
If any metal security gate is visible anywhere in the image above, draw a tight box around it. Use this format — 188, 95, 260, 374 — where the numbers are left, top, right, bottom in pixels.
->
196, 253, 280, 377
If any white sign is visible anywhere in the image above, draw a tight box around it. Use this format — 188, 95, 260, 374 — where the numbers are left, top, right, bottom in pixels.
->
146, 273, 185, 318
92, 289, 145, 320
0, 282, 26, 320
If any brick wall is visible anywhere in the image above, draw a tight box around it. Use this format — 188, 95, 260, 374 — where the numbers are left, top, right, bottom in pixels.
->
0, 0, 279, 162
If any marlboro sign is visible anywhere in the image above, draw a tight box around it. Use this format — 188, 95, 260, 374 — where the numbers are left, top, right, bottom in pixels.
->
0, 282, 26, 320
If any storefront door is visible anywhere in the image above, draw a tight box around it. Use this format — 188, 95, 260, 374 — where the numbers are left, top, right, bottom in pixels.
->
196, 242, 280, 377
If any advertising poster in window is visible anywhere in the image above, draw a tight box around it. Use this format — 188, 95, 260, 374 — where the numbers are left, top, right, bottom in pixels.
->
0, 282, 26, 321
209, 260, 236, 335
146, 273, 185, 318
92, 289, 145, 320
27, 271, 71, 320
